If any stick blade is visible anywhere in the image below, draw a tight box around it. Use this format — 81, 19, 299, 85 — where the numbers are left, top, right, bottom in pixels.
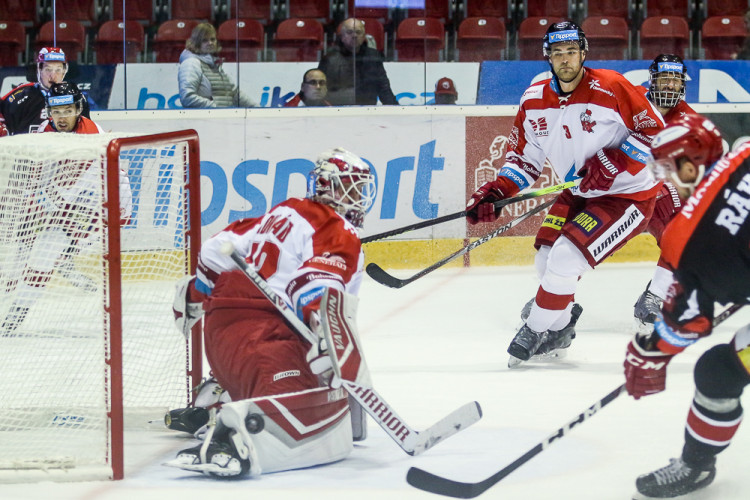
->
406, 467, 488, 499
365, 263, 406, 288
410, 401, 482, 456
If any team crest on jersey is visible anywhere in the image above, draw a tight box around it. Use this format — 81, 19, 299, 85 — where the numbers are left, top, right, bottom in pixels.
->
580, 109, 596, 133
572, 211, 601, 234
633, 109, 658, 131
529, 117, 548, 137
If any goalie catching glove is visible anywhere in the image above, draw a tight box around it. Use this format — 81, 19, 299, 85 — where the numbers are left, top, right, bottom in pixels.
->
579, 148, 628, 193
466, 176, 520, 224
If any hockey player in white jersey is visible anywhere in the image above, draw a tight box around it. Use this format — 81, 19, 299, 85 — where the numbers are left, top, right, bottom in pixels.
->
466, 21, 665, 366
166, 147, 376, 477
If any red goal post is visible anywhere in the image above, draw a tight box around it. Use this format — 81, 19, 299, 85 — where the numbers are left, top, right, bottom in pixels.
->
0, 130, 203, 482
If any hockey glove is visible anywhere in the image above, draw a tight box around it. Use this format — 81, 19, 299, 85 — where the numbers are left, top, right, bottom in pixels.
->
173, 275, 205, 339
648, 182, 682, 243
624, 333, 674, 399
466, 176, 520, 224
580, 148, 628, 193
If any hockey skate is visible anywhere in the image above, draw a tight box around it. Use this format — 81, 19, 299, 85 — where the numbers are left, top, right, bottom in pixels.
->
507, 324, 545, 367
165, 407, 210, 434
165, 425, 251, 478
532, 303, 584, 361
633, 283, 663, 335
634, 458, 716, 499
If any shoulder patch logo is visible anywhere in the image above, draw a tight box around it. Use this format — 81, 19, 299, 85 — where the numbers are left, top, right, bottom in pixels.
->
580, 109, 596, 133
529, 117, 548, 137
633, 109, 658, 131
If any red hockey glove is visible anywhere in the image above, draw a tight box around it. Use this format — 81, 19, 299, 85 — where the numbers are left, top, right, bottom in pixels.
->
466, 176, 520, 225
580, 148, 628, 193
623, 334, 674, 399
648, 182, 683, 243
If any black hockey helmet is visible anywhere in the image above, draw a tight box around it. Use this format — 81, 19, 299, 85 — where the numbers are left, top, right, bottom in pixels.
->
648, 54, 687, 108
46, 81, 84, 114
542, 21, 588, 58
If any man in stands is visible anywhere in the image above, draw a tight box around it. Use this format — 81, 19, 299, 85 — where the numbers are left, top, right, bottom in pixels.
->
38, 82, 103, 134
166, 148, 376, 477
284, 68, 332, 107
466, 21, 665, 366
0, 47, 90, 135
623, 115, 747, 498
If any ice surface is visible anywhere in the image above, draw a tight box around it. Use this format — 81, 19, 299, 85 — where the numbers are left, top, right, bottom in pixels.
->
4, 262, 750, 500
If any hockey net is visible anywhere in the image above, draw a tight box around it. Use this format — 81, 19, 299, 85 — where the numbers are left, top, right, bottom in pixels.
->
0, 130, 202, 482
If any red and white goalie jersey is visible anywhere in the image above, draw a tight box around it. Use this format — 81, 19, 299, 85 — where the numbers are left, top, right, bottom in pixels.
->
196, 197, 364, 322
503, 67, 665, 200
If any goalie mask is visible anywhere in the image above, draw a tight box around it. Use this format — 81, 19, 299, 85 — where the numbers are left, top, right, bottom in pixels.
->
648, 54, 686, 108
306, 148, 376, 228
648, 114, 724, 193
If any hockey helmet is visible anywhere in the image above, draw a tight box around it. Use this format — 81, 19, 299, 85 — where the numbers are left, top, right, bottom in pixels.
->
37, 46, 67, 65
648, 54, 687, 108
648, 114, 724, 191
542, 21, 588, 58
306, 147, 376, 228
46, 81, 84, 115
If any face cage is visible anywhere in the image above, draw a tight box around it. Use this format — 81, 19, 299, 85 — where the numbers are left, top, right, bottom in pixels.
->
313, 173, 376, 228
649, 72, 686, 108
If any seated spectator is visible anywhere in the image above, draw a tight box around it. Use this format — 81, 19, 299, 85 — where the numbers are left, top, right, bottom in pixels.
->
178, 23, 257, 108
285, 69, 332, 107
434, 77, 458, 105
318, 18, 398, 106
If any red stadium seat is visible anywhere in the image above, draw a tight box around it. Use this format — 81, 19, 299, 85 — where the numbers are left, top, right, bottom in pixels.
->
0, 0, 43, 27
345, 0, 389, 25
95, 20, 144, 64
286, 0, 335, 25
701, 16, 747, 60
581, 0, 632, 21
227, 0, 275, 25
395, 17, 445, 62
360, 17, 386, 54
218, 18, 265, 62
167, 0, 215, 21
404, 0, 453, 23
465, 0, 510, 23
152, 19, 200, 63
110, 0, 159, 24
525, 0, 570, 18
641, 0, 692, 18
705, 0, 748, 17
47, 0, 99, 27
272, 18, 324, 62
581, 16, 629, 60
516, 16, 563, 60
35, 20, 87, 63
639, 16, 690, 60
456, 17, 506, 62
0, 20, 26, 66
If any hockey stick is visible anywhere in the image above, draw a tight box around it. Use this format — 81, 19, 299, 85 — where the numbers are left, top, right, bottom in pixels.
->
220, 243, 482, 456
366, 199, 554, 288
360, 179, 579, 244
405, 303, 745, 498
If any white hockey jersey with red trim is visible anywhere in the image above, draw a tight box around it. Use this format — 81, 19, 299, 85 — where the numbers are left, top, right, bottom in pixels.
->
501, 67, 665, 200
196, 197, 364, 320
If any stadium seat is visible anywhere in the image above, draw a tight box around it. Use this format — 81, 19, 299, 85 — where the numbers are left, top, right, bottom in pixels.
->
360, 17, 386, 55
345, 0, 390, 25
110, 0, 159, 25
582, 0, 632, 21
95, 20, 144, 64
272, 18, 324, 62
641, 0, 692, 18
217, 18, 264, 62
639, 16, 690, 60
705, 0, 748, 17
581, 16, 629, 60
0, 0, 43, 27
516, 16, 563, 60
404, 0, 453, 24
166, 0, 215, 21
701, 16, 747, 60
524, 0, 570, 18
456, 17, 506, 62
0, 20, 26, 66
394, 17, 445, 62
464, 0, 510, 23
47, 0, 99, 27
35, 20, 87, 63
285, 0, 335, 25
226, 0, 275, 25
152, 19, 200, 62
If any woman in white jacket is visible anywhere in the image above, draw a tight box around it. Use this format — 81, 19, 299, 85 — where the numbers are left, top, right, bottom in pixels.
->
177, 23, 257, 108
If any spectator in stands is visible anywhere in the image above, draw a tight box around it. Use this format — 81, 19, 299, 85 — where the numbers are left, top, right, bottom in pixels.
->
285, 69, 332, 107
732, 9, 750, 59
178, 23, 257, 108
434, 77, 458, 105
318, 18, 398, 106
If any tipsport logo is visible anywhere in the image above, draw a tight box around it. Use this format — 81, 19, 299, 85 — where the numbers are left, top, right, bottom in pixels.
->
548, 31, 579, 44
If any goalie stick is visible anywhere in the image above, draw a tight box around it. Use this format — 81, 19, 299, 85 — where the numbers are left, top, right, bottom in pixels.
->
405, 303, 744, 498
220, 243, 482, 456
360, 179, 580, 244
366, 199, 554, 288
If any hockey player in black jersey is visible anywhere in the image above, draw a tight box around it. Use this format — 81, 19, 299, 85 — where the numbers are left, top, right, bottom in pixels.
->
0, 47, 89, 135
623, 114, 750, 498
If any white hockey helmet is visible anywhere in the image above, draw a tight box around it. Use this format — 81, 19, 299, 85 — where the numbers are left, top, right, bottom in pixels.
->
306, 147, 376, 228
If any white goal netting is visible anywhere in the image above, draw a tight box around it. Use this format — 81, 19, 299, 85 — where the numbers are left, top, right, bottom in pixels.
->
0, 131, 201, 482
